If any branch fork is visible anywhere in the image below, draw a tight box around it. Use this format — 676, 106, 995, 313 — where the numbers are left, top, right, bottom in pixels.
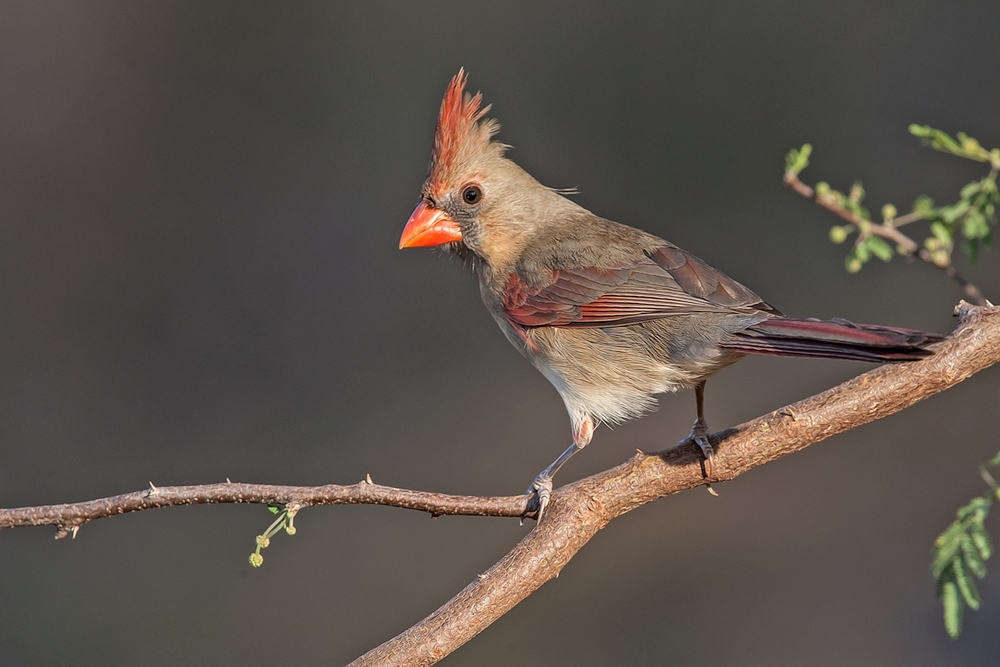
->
2, 303, 999, 666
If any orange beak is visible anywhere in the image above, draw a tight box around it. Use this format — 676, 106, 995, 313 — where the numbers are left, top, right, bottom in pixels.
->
399, 201, 463, 249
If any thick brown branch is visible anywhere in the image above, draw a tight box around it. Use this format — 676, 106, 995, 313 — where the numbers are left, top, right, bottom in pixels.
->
349, 302, 1000, 666
784, 172, 990, 306
0, 481, 530, 536
3, 304, 998, 666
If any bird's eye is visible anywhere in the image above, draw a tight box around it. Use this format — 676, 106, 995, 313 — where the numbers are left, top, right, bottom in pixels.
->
462, 184, 483, 205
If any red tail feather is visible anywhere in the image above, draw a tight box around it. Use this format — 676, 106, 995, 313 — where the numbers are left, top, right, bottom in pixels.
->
721, 317, 943, 362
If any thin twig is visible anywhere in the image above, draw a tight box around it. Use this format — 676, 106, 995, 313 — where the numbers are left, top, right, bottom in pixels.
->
784, 172, 990, 306
0, 481, 532, 537
888, 210, 925, 228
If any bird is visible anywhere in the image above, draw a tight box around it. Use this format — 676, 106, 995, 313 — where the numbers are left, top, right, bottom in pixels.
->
399, 70, 942, 518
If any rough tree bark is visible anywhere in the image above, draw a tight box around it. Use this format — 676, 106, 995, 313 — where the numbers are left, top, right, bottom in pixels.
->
2, 302, 999, 666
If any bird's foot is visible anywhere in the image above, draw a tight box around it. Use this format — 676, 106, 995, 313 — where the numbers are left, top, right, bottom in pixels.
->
680, 419, 717, 489
525, 473, 554, 522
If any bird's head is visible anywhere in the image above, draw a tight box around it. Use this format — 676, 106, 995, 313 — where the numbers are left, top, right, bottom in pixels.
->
400, 70, 567, 271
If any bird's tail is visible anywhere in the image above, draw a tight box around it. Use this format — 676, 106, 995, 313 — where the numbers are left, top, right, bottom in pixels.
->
720, 317, 944, 362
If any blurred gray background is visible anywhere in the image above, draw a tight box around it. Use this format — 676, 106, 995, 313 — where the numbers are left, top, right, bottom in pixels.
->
2, 2, 1000, 665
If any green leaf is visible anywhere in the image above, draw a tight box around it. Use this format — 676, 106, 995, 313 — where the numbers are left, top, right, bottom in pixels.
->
960, 180, 983, 199
932, 129, 961, 153
961, 536, 987, 579
964, 208, 990, 257
970, 522, 993, 560
785, 144, 812, 175
956, 496, 991, 522
933, 522, 966, 578
933, 476, 996, 637
941, 577, 962, 638
940, 201, 969, 224
866, 236, 894, 262
855, 243, 870, 263
910, 125, 992, 163
934, 130, 962, 154
953, 558, 982, 610
930, 221, 953, 246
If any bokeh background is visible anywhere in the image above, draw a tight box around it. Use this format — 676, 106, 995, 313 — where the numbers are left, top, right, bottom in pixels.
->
2, 2, 1000, 665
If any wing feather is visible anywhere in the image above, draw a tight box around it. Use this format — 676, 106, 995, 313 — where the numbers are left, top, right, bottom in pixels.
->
502, 245, 779, 328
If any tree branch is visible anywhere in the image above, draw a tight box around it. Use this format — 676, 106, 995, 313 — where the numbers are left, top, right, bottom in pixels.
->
2, 303, 998, 666
350, 302, 1000, 666
0, 480, 531, 537
784, 172, 991, 306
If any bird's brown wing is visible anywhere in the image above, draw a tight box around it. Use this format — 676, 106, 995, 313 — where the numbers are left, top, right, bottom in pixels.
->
502, 245, 780, 328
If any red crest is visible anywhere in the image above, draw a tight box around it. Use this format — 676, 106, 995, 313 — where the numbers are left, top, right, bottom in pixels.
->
427, 70, 498, 193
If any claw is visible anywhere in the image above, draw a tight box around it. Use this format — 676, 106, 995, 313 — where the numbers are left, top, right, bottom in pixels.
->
526, 473, 554, 521
523, 432, 590, 524
683, 381, 717, 491
680, 418, 716, 485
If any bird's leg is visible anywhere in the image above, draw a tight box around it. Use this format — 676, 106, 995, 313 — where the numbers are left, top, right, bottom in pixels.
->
526, 413, 594, 521
526, 443, 580, 519
680, 381, 714, 479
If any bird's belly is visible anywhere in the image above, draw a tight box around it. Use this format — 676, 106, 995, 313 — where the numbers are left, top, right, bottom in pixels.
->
522, 321, 746, 425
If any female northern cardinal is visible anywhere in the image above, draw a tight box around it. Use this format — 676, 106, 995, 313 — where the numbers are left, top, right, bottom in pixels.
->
400, 70, 941, 517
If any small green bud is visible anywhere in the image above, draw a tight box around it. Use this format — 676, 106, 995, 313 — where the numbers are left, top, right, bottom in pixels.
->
815, 181, 830, 197
785, 144, 812, 175
849, 181, 865, 203
249, 553, 264, 568
882, 203, 897, 222
913, 195, 935, 216
959, 134, 982, 155
829, 226, 849, 243
846, 258, 863, 273
285, 525, 297, 535
256, 535, 270, 548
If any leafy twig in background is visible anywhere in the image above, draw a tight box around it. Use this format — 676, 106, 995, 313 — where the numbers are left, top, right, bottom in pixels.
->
932, 453, 1000, 637
785, 128, 998, 638
249, 503, 299, 567
784, 127, 997, 306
